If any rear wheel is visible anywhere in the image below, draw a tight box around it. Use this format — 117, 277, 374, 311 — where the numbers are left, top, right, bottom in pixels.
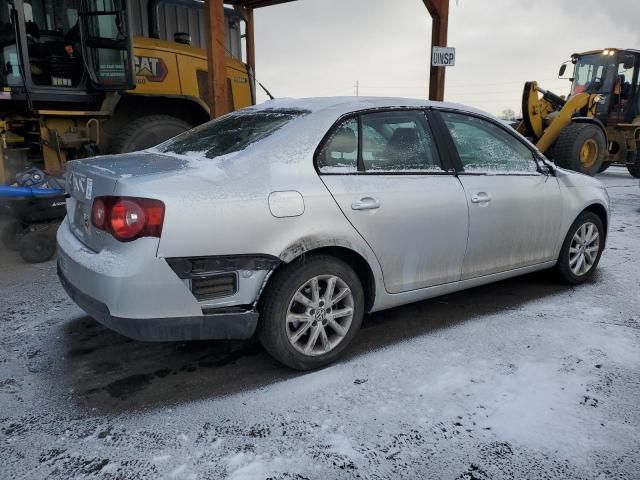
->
1, 221, 27, 250
627, 149, 640, 178
257, 255, 365, 370
108, 115, 192, 153
19, 231, 56, 263
555, 211, 604, 284
553, 123, 606, 176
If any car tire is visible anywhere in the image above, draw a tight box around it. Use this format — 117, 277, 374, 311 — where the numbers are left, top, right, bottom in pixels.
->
257, 255, 365, 370
19, 231, 56, 264
598, 162, 611, 173
554, 123, 605, 176
108, 115, 192, 153
555, 211, 605, 284
627, 149, 640, 178
1, 221, 27, 250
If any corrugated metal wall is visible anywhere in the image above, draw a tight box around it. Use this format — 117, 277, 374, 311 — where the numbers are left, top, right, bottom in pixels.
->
130, 1, 243, 60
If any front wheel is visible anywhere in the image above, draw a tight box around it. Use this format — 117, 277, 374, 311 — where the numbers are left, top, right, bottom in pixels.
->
555, 211, 605, 284
257, 255, 365, 370
627, 149, 640, 178
553, 123, 606, 176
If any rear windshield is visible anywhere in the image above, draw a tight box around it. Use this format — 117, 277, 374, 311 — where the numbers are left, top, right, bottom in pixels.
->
157, 109, 308, 159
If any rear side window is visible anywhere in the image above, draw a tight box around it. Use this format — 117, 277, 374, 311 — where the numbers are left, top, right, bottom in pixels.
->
441, 112, 538, 173
158, 110, 307, 159
317, 110, 442, 174
317, 118, 359, 173
361, 111, 440, 172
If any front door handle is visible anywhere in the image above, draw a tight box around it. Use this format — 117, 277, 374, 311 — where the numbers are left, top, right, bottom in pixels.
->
470, 192, 491, 203
351, 197, 380, 211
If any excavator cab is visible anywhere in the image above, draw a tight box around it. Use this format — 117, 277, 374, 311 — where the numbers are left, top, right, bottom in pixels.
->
1, 0, 134, 110
567, 50, 639, 125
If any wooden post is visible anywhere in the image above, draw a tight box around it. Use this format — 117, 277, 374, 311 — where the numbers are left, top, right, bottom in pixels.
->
205, 0, 228, 118
423, 0, 449, 101
245, 7, 256, 81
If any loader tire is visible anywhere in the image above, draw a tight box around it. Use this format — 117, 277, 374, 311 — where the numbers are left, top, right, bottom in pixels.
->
553, 123, 605, 176
109, 115, 192, 154
627, 150, 640, 178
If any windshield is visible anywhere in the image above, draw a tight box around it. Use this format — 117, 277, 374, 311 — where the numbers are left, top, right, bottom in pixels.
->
157, 109, 309, 159
571, 53, 617, 96
1, 0, 21, 88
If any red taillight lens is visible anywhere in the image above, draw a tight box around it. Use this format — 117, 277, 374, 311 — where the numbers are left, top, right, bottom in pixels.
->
91, 197, 106, 229
91, 196, 165, 242
110, 199, 146, 240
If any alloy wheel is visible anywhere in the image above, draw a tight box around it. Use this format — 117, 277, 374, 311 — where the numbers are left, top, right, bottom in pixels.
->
286, 275, 354, 356
569, 222, 600, 276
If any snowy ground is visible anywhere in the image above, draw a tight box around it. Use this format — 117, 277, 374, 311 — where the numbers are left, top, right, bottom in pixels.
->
1, 168, 639, 480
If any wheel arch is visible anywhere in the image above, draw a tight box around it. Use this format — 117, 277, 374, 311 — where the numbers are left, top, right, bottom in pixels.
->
112, 94, 210, 125
582, 202, 609, 244
270, 243, 377, 313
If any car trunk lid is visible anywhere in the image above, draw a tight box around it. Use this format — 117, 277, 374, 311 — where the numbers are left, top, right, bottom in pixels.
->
65, 152, 188, 251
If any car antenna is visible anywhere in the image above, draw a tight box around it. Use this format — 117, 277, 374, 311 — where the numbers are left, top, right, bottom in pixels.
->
216, 39, 275, 100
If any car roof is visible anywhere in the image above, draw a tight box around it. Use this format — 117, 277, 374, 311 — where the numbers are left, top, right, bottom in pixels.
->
247, 96, 495, 120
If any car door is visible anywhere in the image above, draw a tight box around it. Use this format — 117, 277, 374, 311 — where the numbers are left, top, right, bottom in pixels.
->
436, 110, 563, 279
317, 109, 469, 294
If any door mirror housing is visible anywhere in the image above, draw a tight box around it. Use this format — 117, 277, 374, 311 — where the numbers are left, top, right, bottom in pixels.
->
558, 64, 567, 77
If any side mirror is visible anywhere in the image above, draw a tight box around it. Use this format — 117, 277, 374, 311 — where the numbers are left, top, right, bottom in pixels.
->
558, 64, 567, 77
622, 55, 635, 70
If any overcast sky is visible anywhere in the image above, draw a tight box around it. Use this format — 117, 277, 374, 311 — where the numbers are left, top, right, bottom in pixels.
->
251, 0, 640, 116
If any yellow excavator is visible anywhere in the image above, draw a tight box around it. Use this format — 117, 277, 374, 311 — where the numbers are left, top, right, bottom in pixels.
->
517, 48, 640, 177
0, 0, 255, 184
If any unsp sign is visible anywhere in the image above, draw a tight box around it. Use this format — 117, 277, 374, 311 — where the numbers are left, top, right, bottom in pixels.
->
432, 46, 455, 67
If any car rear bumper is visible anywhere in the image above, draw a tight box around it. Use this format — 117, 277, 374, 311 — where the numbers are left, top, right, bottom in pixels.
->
57, 262, 259, 341
56, 218, 260, 341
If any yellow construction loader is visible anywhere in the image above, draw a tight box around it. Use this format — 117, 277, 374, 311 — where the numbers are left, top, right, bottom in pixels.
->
517, 48, 640, 177
0, 0, 254, 184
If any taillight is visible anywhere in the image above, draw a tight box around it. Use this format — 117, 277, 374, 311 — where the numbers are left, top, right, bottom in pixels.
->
91, 197, 106, 229
91, 196, 165, 242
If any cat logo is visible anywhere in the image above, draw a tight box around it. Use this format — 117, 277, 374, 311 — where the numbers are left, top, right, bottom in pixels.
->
134, 56, 168, 82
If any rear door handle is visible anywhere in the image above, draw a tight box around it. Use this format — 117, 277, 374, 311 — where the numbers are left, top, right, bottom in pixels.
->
470, 192, 491, 203
351, 197, 380, 211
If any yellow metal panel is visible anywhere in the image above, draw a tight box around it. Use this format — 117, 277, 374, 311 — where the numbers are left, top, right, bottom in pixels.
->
176, 53, 208, 101
129, 46, 181, 96
536, 93, 591, 153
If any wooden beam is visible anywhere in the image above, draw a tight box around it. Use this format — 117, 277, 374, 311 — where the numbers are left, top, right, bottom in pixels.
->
206, 0, 229, 118
423, 0, 449, 102
246, 7, 256, 94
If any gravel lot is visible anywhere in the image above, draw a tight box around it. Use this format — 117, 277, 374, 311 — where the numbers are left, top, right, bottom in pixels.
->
1, 168, 639, 480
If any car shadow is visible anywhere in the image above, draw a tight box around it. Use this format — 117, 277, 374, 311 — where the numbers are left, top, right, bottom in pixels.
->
58, 270, 574, 414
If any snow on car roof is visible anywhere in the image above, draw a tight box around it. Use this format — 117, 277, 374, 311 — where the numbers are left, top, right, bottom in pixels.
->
248, 96, 495, 120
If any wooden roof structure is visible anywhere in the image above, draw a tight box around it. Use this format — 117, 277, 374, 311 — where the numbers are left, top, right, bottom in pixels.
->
205, 0, 450, 117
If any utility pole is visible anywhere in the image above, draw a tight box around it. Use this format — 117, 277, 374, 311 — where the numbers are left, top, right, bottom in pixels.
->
355, 80, 359, 96
423, 0, 450, 101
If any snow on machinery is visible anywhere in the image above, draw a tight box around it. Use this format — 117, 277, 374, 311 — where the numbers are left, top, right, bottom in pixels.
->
517, 48, 640, 177
0, 0, 255, 185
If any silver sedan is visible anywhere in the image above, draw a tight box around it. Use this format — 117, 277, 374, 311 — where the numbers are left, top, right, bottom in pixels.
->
57, 97, 609, 370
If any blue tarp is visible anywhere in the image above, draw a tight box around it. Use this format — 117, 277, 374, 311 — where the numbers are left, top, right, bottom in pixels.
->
0, 186, 66, 198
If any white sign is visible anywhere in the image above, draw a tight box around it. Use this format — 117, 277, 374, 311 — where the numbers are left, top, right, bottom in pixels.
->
432, 46, 456, 67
